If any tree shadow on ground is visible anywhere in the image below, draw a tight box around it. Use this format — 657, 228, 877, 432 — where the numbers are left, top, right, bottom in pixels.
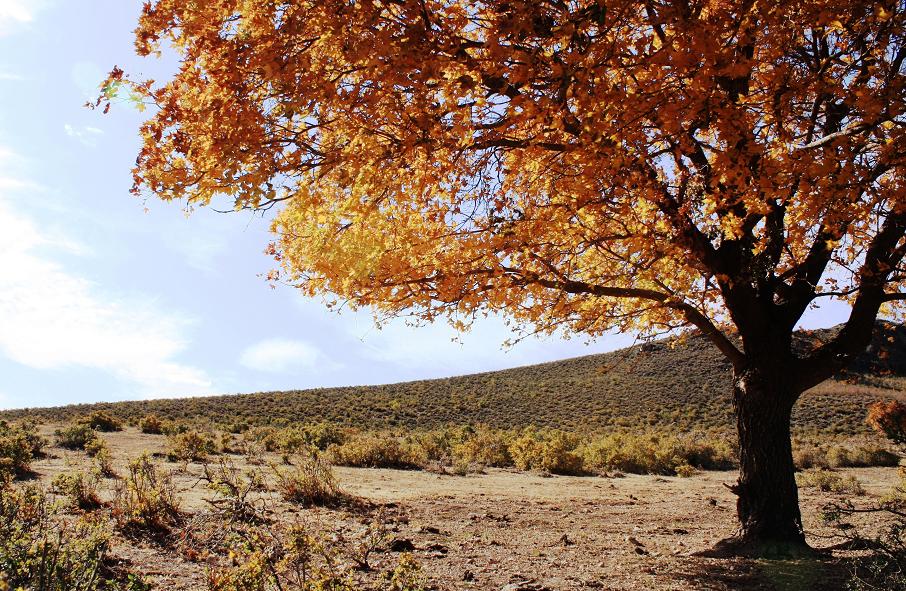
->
666, 555, 848, 591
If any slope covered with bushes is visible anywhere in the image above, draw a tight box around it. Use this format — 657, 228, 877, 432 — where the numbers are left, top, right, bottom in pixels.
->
3, 324, 905, 436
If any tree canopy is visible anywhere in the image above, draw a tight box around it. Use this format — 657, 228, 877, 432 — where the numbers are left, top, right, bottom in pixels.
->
103, 0, 906, 551
103, 1, 906, 385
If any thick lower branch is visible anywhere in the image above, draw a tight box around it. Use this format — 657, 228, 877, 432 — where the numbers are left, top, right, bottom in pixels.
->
796, 211, 906, 390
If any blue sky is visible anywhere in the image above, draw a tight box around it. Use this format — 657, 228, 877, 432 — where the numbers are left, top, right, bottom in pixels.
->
0, 1, 851, 410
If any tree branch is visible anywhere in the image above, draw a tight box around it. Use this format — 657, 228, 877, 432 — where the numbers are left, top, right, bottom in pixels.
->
525, 275, 745, 368
796, 211, 906, 391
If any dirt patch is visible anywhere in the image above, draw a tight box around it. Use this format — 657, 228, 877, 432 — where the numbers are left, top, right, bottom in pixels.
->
27, 427, 901, 590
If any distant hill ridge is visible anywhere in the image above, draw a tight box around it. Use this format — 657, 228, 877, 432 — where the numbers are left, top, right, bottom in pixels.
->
4, 323, 906, 435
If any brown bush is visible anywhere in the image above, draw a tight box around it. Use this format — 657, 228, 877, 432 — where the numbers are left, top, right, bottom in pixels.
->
272, 452, 344, 507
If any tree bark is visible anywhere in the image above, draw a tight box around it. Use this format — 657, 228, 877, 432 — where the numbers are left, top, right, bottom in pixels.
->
725, 366, 808, 555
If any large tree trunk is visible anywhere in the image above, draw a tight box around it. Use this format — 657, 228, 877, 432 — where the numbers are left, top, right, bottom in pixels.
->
724, 366, 809, 556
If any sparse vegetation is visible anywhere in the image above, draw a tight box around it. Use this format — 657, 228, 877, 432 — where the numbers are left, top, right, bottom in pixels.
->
818, 404, 906, 590
0, 477, 135, 590
0, 410, 899, 590
823, 469, 906, 591
238, 423, 898, 477
0, 328, 903, 587
113, 454, 181, 534
51, 470, 103, 512
167, 429, 217, 463
4, 328, 903, 440
272, 452, 343, 507
0, 420, 45, 479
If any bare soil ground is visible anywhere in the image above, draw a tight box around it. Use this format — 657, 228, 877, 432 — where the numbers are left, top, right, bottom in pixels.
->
30, 427, 901, 591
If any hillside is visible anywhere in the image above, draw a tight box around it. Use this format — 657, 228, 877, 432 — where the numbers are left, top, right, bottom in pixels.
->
4, 323, 906, 435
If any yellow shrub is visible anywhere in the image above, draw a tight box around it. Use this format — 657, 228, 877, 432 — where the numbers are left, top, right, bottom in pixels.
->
581, 432, 735, 475
327, 433, 423, 469
452, 429, 513, 468
797, 468, 865, 495
138, 414, 164, 435
167, 430, 217, 463
509, 428, 584, 475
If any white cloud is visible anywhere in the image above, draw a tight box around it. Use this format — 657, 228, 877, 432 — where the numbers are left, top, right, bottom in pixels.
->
0, 149, 213, 398
0, 0, 47, 35
64, 123, 103, 147
240, 338, 340, 373
0, 69, 22, 81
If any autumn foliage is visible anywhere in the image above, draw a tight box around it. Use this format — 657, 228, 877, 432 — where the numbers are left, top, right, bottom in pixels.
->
99, 1, 906, 352
868, 400, 906, 445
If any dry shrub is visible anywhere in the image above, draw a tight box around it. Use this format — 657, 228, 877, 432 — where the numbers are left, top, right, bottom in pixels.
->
0, 478, 118, 591
138, 414, 165, 434
0, 420, 45, 479
405, 427, 491, 473
200, 459, 268, 524
83, 411, 122, 432
793, 437, 900, 470
243, 426, 280, 452
675, 463, 699, 477
509, 428, 585, 475
451, 428, 512, 468
51, 470, 103, 512
167, 429, 217, 463
87, 438, 116, 477
113, 454, 181, 533
581, 431, 735, 476
55, 423, 97, 451
272, 452, 344, 506
327, 432, 423, 470
238, 424, 345, 455
797, 468, 865, 495
163, 421, 190, 436
299, 423, 347, 451
326, 426, 736, 476
793, 443, 830, 470
84, 436, 107, 458
408, 430, 455, 465
380, 552, 427, 591
826, 443, 899, 468
207, 519, 423, 591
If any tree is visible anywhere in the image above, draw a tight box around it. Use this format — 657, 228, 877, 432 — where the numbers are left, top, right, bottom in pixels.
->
102, 0, 906, 555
